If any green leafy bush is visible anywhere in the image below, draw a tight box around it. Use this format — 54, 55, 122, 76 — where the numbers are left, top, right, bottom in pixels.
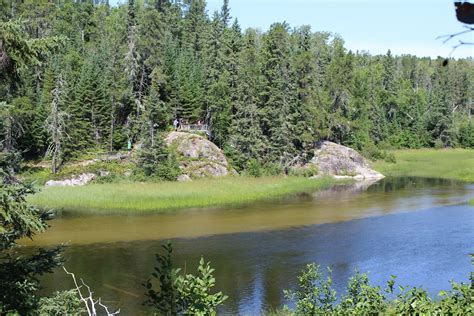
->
434, 138, 445, 149
288, 165, 318, 177
282, 256, 474, 315
38, 290, 83, 315
283, 264, 336, 315
144, 243, 227, 315
457, 120, 474, 148
246, 159, 263, 177
263, 163, 283, 176
362, 142, 396, 163
245, 159, 283, 177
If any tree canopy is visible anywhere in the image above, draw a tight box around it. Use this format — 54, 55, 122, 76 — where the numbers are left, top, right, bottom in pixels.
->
0, 0, 472, 171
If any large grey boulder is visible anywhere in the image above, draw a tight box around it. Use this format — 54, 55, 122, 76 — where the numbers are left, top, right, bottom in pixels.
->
309, 141, 384, 180
165, 132, 231, 179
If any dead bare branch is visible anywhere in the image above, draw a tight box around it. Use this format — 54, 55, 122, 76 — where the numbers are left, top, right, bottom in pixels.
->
63, 266, 120, 316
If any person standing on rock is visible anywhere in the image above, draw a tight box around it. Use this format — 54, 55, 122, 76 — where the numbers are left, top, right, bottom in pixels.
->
173, 118, 179, 131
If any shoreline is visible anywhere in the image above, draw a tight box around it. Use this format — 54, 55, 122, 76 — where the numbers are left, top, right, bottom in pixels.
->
373, 149, 474, 205
27, 149, 474, 213
28, 176, 341, 214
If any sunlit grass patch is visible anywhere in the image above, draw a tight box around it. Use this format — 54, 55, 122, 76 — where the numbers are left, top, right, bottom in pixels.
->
373, 149, 474, 183
28, 176, 337, 214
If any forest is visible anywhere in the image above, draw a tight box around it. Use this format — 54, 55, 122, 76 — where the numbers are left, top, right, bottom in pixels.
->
0, 0, 473, 174
1, 1, 474, 315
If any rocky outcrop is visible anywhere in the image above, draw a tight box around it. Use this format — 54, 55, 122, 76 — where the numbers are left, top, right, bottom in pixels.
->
165, 132, 231, 179
45, 173, 96, 187
308, 141, 384, 180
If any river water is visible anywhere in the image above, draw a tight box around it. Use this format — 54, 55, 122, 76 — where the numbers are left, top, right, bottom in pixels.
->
24, 177, 474, 315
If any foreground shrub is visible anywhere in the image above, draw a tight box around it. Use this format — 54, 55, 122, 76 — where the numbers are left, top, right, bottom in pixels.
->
283, 264, 336, 315
38, 290, 83, 315
143, 243, 227, 315
282, 256, 474, 315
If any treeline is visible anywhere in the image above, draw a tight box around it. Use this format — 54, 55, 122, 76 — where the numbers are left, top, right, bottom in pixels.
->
1, 0, 473, 171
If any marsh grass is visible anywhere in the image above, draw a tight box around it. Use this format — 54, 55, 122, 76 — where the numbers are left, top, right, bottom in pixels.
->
28, 176, 336, 214
374, 149, 474, 205
374, 149, 474, 182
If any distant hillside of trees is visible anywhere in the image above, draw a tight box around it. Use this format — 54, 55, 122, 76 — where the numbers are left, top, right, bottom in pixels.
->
1, 0, 473, 171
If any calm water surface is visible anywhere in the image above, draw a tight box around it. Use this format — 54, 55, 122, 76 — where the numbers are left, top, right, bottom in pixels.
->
24, 177, 474, 315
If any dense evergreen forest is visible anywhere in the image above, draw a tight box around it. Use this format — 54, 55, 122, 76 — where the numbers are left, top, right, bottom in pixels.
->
1, 0, 473, 172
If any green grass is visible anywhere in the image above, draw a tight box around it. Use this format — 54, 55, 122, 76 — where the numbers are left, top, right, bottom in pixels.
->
373, 148, 474, 182
373, 148, 474, 205
28, 176, 337, 214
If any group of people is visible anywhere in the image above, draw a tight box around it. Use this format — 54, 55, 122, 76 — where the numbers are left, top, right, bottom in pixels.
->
173, 118, 204, 131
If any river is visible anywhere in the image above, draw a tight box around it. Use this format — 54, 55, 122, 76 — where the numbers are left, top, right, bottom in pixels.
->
24, 177, 474, 315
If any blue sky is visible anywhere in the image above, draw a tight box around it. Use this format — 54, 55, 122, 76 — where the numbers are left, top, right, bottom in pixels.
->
112, 0, 473, 58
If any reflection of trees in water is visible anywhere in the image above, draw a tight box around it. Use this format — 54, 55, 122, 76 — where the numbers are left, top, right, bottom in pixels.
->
35, 177, 473, 314
314, 177, 461, 200
312, 178, 382, 199
36, 201, 474, 314
370, 177, 460, 193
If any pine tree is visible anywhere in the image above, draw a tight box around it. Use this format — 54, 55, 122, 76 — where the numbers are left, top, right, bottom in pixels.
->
143, 68, 171, 145
229, 29, 264, 168
0, 18, 63, 315
220, 0, 231, 27
68, 57, 110, 153
259, 22, 296, 164
290, 25, 318, 160
182, 0, 209, 54
203, 12, 233, 147
324, 37, 354, 144
171, 48, 205, 121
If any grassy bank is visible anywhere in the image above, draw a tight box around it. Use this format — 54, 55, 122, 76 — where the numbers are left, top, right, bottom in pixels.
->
374, 149, 474, 182
373, 148, 474, 205
28, 176, 337, 213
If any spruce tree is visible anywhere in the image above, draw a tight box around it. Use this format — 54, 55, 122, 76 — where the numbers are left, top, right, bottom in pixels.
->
259, 22, 297, 164
290, 25, 318, 160
68, 57, 110, 153
324, 37, 354, 144
0, 18, 64, 315
230, 29, 265, 169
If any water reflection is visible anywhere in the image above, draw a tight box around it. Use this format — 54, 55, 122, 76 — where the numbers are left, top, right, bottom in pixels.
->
38, 205, 474, 314
23, 178, 474, 247
23, 177, 474, 314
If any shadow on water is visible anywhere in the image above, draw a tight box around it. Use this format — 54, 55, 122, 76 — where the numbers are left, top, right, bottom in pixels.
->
21, 177, 474, 314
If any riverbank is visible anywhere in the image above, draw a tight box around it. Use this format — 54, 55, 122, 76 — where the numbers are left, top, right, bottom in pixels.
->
28, 176, 337, 213
373, 148, 474, 205
374, 149, 474, 182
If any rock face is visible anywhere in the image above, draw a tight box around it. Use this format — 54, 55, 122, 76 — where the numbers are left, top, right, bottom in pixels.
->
309, 141, 384, 180
45, 173, 96, 187
165, 132, 231, 179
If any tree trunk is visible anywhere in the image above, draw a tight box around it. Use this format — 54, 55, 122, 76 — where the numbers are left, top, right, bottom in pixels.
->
109, 96, 116, 152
